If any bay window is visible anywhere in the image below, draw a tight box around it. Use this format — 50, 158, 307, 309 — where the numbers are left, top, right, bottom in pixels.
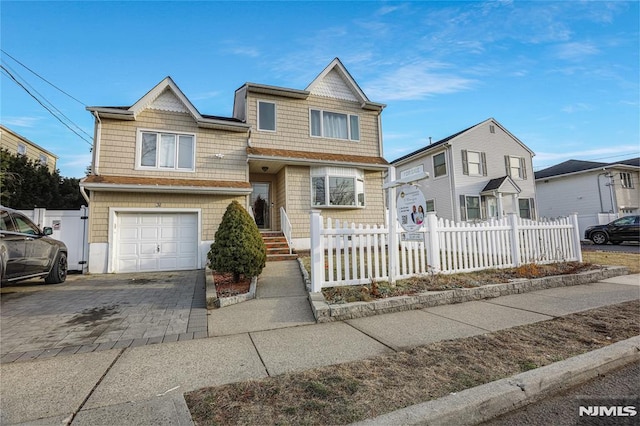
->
310, 109, 360, 141
311, 167, 365, 207
138, 130, 195, 171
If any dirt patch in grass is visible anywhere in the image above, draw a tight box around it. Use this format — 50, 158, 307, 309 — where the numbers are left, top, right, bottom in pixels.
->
185, 300, 639, 426
212, 271, 251, 298
322, 261, 599, 304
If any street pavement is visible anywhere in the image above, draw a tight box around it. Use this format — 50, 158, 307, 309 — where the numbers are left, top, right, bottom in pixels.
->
0, 262, 638, 425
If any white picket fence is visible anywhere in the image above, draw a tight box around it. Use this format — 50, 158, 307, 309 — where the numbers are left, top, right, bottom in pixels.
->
309, 211, 582, 292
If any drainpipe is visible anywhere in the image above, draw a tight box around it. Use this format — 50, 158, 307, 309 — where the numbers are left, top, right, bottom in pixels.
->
91, 111, 102, 176
597, 170, 611, 213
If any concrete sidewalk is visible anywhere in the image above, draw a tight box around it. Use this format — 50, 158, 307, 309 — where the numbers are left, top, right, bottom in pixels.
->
1, 265, 638, 425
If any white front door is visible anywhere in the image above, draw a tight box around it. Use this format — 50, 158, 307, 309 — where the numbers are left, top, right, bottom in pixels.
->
115, 212, 198, 272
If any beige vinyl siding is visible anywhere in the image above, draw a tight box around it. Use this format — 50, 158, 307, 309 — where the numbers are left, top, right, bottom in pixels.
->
97, 109, 248, 181
246, 94, 381, 158
86, 191, 245, 243
285, 166, 385, 239
0, 126, 57, 172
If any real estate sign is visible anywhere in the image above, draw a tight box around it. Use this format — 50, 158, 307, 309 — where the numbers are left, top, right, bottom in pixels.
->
396, 184, 426, 232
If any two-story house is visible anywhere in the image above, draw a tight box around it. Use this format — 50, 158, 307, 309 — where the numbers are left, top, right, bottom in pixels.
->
80, 58, 388, 274
0, 124, 58, 173
535, 157, 639, 236
391, 118, 536, 222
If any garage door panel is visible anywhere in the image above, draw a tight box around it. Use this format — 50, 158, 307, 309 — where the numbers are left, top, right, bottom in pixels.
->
116, 212, 198, 273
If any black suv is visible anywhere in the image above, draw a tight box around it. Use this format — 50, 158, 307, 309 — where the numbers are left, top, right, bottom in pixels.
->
0, 206, 68, 284
584, 215, 640, 245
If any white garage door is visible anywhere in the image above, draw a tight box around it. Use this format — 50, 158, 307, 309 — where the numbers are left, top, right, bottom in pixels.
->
116, 212, 198, 273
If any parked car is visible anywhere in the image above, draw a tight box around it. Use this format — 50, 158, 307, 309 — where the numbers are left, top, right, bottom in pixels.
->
584, 215, 640, 245
0, 206, 68, 284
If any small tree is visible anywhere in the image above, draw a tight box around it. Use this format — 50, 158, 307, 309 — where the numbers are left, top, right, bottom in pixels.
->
208, 200, 267, 282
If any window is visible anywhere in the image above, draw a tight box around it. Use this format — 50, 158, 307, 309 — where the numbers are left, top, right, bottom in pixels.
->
426, 199, 435, 212
39, 154, 48, 166
311, 167, 364, 207
518, 198, 536, 219
17, 144, 26, 155
459, 195, 481, 220
257, 101, 276, 131
433, 152, 446, 178
505, 155, 527, 179
310, 109, 359, 141
462, 150, 487, 176
620, 172, 634, 188
139, 130, 195, 171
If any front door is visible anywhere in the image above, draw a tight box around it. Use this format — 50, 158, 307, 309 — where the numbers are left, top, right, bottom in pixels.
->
251, 183, 270, 229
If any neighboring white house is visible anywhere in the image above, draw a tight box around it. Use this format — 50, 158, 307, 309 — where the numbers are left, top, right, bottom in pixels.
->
535, 157, 640, 235
391, 118, 536, 222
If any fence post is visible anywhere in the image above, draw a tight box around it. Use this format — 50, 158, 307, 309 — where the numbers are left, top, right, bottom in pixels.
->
310, 210, 324, 292
508, 213, 521, 267
33, 208, 47, 229
388, 167, 398, 285
425, 212, 440, 272
570, 212, 583, 262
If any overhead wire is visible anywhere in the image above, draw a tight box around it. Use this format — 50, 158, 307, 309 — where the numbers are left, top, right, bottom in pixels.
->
1, 64, 93, 147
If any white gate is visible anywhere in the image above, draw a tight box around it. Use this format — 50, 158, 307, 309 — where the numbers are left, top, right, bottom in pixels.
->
20, 207, 89, 272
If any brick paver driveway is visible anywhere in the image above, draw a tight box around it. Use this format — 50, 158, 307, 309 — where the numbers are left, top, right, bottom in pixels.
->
0, 270, 207, 363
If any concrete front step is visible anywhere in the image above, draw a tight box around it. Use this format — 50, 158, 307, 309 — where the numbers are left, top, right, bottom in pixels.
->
267, 254, 299, 261
261, 232, 296, 261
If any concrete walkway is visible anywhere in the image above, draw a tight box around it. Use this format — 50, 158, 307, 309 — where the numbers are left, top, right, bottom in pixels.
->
1, 264, 638, 425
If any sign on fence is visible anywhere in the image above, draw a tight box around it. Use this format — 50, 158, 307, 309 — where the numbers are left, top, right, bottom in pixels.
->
396, 185, 426, 232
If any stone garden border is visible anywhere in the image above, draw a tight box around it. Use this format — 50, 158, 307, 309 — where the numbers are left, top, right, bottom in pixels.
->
205, 266, 257, 309
299, 264, 629, 323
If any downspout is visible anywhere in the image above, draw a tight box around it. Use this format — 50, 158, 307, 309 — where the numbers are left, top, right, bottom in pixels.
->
597, 170, 610, 213
445, 143, 455, 220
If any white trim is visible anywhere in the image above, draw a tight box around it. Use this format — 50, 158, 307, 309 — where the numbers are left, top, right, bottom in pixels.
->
433, 151, 448, 180
108, 208, 202, 273
135, 128, 197, 172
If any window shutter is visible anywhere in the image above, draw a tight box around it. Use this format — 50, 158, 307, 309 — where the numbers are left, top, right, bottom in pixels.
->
459, 195, 467, 221
530, 198, 536, 220
504, 156, 510, 176
461, 150, 468, 175
520, 157, 527, 179
481, 152, 487, 176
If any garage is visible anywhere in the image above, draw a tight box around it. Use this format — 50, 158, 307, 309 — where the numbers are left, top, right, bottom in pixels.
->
115, 212, 198, 272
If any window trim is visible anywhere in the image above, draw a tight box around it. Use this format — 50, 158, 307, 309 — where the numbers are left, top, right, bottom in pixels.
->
505, 155, 527, 180
309, 108, 360, 141
17, 143, 26, 155
38, 154, 48, 166
136, 128, 196, 172
257, 100, 277, 132
433, 152, 447, 178
518, 198, 535, 219
462, 150, 487, 176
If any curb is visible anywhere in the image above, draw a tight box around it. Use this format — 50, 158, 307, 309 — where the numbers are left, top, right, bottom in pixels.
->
351, 335, 640, 426
306, 266, 628, 322
205, 267, 257, 309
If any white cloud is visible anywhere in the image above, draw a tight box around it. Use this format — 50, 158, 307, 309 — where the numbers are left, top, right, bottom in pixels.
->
364, 61, 476, 101
2, 116, 42, 128
554, 42, 600, 61
561, 103, 593, 113
191, 90, 221, 101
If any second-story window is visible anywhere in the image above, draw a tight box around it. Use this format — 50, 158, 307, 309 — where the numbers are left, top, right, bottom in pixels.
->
620, 172, 634, 188
39, 154, 48, 166
257, 100, 276, 132
310, 109, 359, 141
433, 152, 446, 178
505, 155, 527, 179
17, 144, 26, 155
462, 150, 487, 176
139, 130, 195, 171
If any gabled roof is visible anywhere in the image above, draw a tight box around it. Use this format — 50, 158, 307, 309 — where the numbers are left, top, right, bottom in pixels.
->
534, 157, 640, 180
481, 175, 521, 195
87, 77, 249, 132
391, 118, 533, 165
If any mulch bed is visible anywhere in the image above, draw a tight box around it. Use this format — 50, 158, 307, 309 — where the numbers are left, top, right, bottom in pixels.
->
212, 271, 251, 297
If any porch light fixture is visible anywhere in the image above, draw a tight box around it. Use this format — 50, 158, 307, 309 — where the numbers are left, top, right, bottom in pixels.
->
262, 166, 269, 172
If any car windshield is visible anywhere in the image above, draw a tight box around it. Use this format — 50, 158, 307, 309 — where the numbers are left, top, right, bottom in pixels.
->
614, 216, 637, 226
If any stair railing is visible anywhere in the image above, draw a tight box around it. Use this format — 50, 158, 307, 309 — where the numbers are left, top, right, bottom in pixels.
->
280, 207, 293, 254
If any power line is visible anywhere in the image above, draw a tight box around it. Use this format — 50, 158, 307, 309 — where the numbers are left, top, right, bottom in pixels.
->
1, 59, 93, 140
1, 49, 87, 107
1, 65, 93, 147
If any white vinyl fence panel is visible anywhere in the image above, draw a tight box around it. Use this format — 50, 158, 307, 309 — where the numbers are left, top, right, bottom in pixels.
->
19, 207, 89, 272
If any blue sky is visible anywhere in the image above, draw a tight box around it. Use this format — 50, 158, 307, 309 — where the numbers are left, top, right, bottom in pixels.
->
2, 1, 638, 178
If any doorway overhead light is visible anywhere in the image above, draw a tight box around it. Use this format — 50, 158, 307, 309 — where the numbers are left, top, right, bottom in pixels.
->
262, 166, 269, 172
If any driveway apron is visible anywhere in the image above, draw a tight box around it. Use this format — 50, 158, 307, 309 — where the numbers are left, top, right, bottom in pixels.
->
1, 270, 207, 363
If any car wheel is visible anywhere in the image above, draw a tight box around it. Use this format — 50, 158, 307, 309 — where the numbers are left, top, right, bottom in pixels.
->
590, 231, 608, 245
45, 251, 67, 284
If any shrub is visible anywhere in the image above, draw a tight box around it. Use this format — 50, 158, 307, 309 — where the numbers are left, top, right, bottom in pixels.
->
208, 201, 267, 282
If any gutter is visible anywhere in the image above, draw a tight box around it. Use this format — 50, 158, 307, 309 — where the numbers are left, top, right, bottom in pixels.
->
80, 182, 253, 196
246, 154, 389, 171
